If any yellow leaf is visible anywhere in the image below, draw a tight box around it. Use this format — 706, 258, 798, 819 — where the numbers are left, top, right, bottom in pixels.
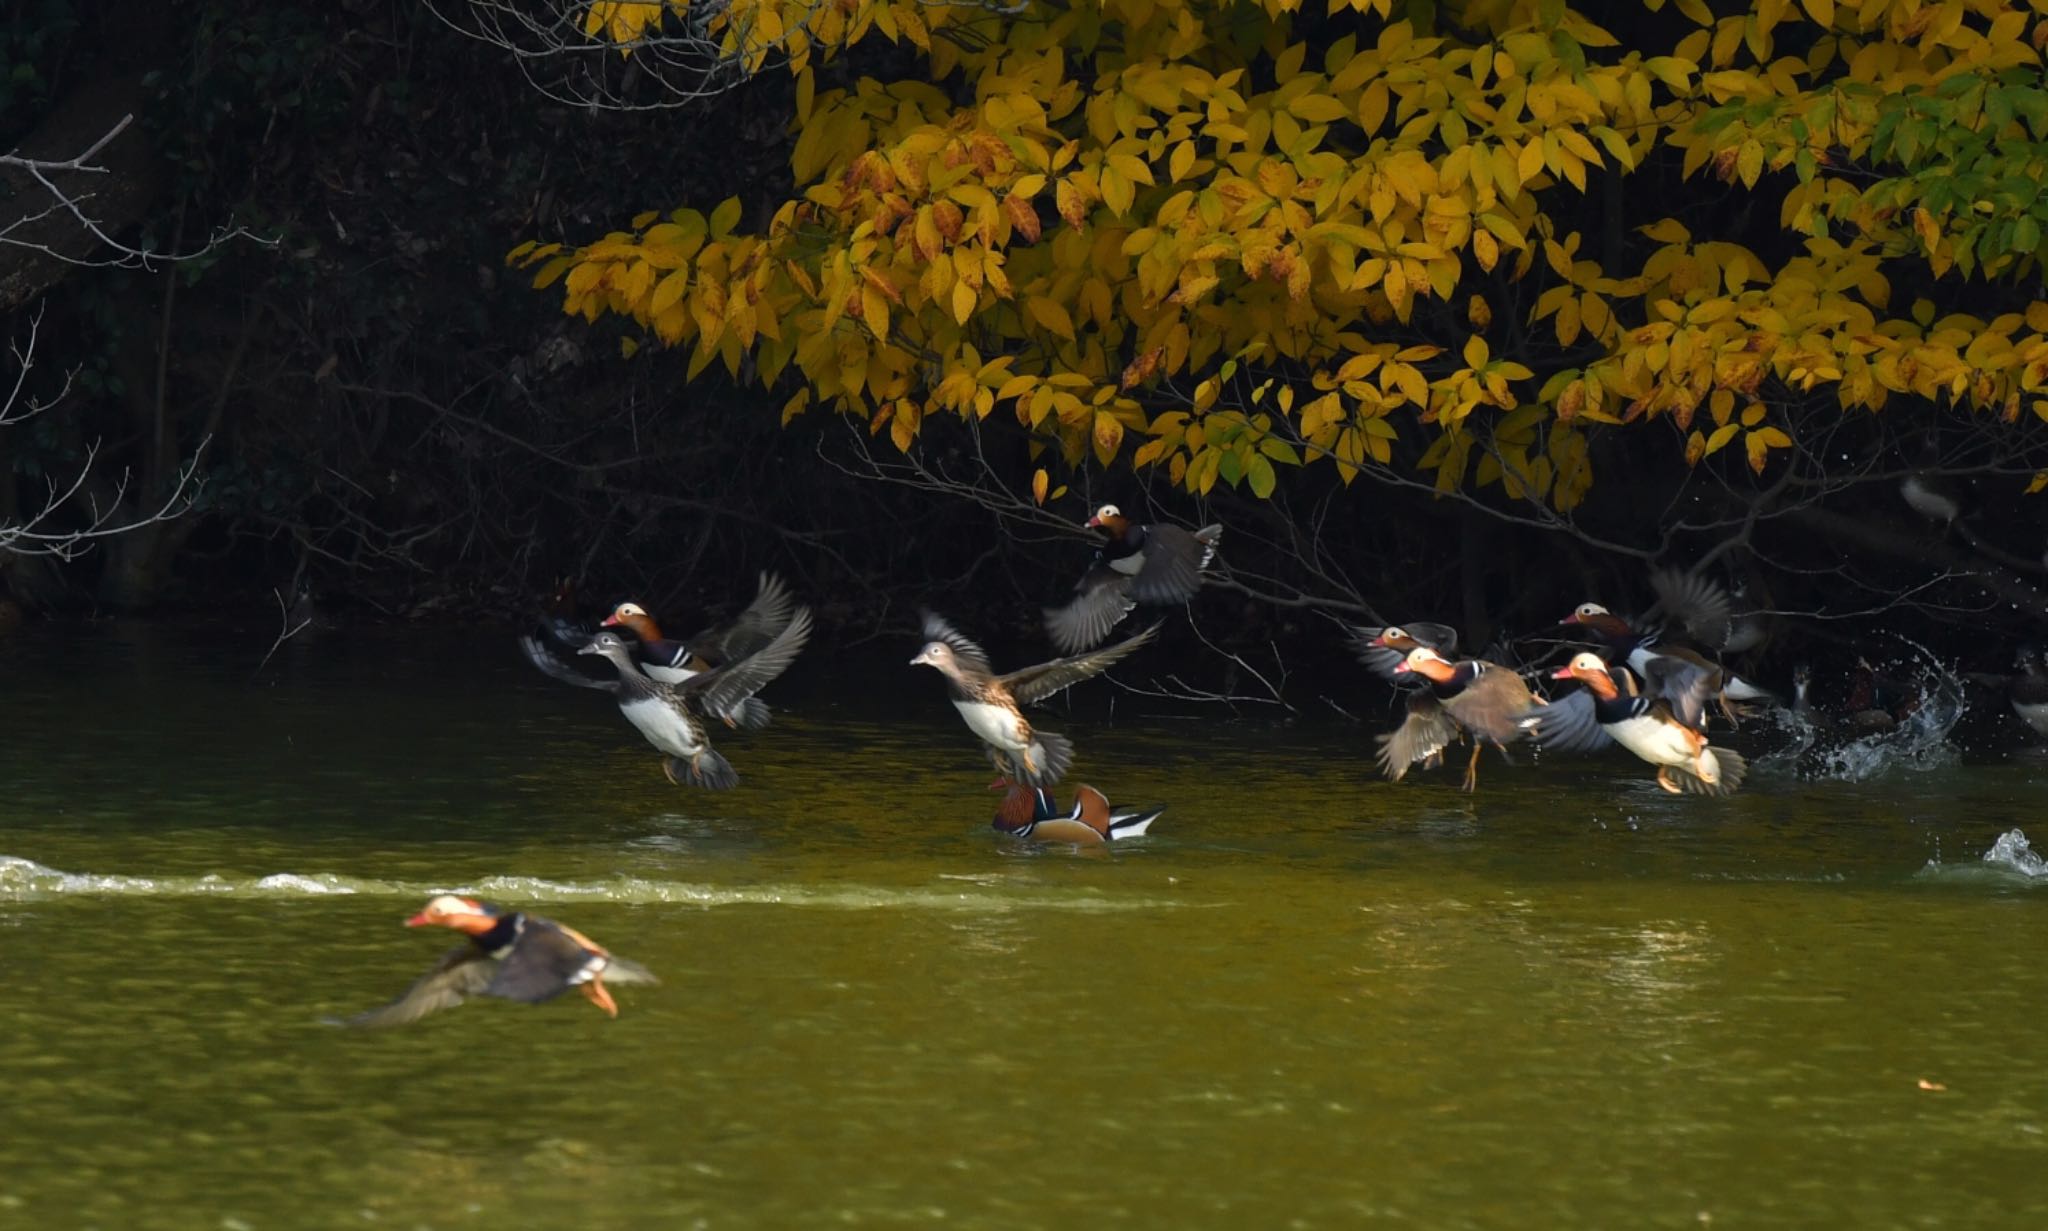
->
1289, 93, 1349, 124
649, 268, 690, 316
1108, 152, 1155, 187
1026, 296, 1076, 339
861, 286, 890, 342
1801, 0, 1833, 25
1170, 141, 1196, 183
1705, 423, 1739, 455
2029, 470, 2048, 494
1462, 335, 1489, 369
1741, 403, 1766, 427
1032, 467, 1049, 506
1093, 411, 1124, 463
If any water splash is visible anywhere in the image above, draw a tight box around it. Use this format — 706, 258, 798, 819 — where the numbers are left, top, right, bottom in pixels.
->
1916, 828, 2048, 885
1979, 829, 2048, 878
1757, 638, 1966, 782
0, 855, 1171, 912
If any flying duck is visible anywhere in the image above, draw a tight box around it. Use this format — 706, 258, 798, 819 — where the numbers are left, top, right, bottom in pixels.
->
1044, 505, 1221, 653
1344, 622, 1460, 684
1376, 646, 1539, 791
525, 613, 809, 787
343, 895, 657, 1026
911, 611, 1158, 786
601, 572, 799, 688
1561, 601, 1775, 724
1522, 652, 1748, 795
991, 780, 1164, 844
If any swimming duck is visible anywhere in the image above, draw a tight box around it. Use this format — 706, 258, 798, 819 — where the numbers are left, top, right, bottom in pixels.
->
536, 614, 809, 787
991, 780, 1164, 843
343, 895, 657, 1027
911, 611, 1158, 786
1561, 601, 1775, 724
1376, 646, 1539, 791
1523, 652, 1748, 795
1044, 505, 1221, 653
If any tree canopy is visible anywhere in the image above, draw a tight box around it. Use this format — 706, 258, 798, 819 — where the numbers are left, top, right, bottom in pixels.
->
519, 0, 2048, 523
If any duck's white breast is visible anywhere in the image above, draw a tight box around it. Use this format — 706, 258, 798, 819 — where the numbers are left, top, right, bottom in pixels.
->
952, 700, 1027, 751
620, 696, 702, 756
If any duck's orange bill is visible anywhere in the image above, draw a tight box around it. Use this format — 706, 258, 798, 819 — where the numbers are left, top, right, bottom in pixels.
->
1550, 666, 1577, 679
404, 911, 434, 926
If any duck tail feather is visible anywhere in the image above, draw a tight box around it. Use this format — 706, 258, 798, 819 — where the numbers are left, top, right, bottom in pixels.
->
668, 750, 740, 791
1027, 731, 1075, 786
1107, 805, 1165, 839
728, 696, 773, 731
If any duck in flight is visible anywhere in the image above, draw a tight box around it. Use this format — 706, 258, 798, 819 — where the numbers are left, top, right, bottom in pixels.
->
1044, 505, 1220, 654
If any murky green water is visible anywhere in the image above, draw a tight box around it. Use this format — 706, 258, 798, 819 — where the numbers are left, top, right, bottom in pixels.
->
3, 623, 2046, 1229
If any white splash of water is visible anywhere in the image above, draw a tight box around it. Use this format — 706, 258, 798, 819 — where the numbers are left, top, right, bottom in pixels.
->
0, 856, 1173, 912
1980, 828, 2048, 878
1758, 641, 1967, 782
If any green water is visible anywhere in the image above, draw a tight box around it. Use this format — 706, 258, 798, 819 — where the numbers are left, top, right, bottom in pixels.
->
3, 623, 2046, 1229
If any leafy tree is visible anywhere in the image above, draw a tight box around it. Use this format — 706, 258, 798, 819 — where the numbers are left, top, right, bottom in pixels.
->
513, 0, 2048, 536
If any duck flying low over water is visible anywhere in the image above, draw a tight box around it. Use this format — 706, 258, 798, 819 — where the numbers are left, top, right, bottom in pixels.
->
1377, 646, 1538, 792
562, 617, 810, 788
1044, 505, 1221, 654
912, 611, 1158, 787
1523, 652, 1748, 796
1345, 621, 1460, 685
1561, 601, 1775, 725
991, 780, 1164, 844
601, 572, 800, 692
343, 896, 656, 1027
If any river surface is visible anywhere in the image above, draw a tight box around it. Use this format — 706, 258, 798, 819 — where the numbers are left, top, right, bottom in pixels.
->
3, 622, 2046, 1229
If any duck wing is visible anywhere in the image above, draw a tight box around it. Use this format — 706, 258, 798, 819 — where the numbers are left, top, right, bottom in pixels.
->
918, 609, 995, 676
1518, 689, 1614, 753
1001, 622, 1160, 706
1375, 693, 1460, 780
518, 634, 618, 692
1345, 621, 1459, 683
1442, 663, 1537, 745
686, 572, 798, 665
342, 944, 497, 1028
1649, 569, 1733, 651
1126, 523, 1221, 606
1641, 651, 1718, 730
678, 606, 813, 718
1044, 561, 1137, 655
482, 919, 607, 1004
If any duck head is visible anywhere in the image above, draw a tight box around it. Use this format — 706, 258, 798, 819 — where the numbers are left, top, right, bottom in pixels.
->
1084, 503, 1129, 533
1391, 646, 1455, 684
910, 639, 961, 675
1552, 651, 1621, 699
1374, 626, 1420, 650
602, 602, 663, 641
579, 629, 637, 663
405, 895, 501, 934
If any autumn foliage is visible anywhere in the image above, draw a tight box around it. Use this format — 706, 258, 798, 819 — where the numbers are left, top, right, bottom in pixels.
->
515, 0, 2048, 514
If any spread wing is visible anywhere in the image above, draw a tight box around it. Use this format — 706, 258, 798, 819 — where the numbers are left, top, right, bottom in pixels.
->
518, 634, 618, 692
1442, 664, 1537, 745
1375, 694, 1460, 780
483, 921, 602, 1004
342, 944, 496, 1028
678, 606, 813, 717
918, 609, 994, 675
1126, 523, 1220, 606
1345, 621, 1459, 683
1518, 689, 1614, 753
1641, 651, 1718, 729
1044, 562, 1136, 655
687, 572, 798, 665
1648, 569, 1733, 650
1002, 622, 1160, 706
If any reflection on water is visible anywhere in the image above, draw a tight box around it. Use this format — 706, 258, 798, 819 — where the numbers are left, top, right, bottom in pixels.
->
3, 623, 2048, 1228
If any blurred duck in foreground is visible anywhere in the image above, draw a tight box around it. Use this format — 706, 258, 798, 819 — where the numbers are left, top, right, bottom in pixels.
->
344, 896, 656, 1027
991, 780, 1163, 844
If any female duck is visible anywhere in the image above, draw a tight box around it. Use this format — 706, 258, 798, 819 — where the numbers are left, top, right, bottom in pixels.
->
567, 614, 809, 787
1378, 646, 1538, 791
1044, 505, 1221, 653
1525, 652, 1748, 795
344, 895, 656, 1026
912, 611, 1157, 786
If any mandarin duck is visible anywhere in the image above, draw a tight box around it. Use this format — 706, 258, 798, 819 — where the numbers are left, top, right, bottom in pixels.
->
343, 895, 656, 1026
1376, 646, 1539, 791
572, 573, 801, 728
911, 611, 1157, 786
539, 615, 809, 788
1044, 505, 1221, 654
1344, 622, 1460, 684
1561, 600, 1775, 724
1522, 652, 1748, 795
991, 780, 1164, 844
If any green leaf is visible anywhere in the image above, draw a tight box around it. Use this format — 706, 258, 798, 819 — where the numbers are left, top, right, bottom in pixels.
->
1247, 453, 1277, 498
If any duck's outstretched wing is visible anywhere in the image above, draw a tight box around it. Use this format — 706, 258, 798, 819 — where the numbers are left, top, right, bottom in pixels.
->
679, 607, 813, 718
687, 572, 798, 665
1127, 523, 1220, 605
1648, 569, 1733, 651
1375, 694, 1460, 780
1518, 689, 1613, 753
341, 945, 496, 1028
1002, 622, 1160, 706
518, 634, 618, 692
918, 609, 995, 675
1044, 562, 1137, 655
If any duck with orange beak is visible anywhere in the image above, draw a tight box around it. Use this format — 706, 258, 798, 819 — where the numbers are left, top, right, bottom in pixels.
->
343, 896, 657, 1027
1522, 652, 1748, 795
1378, 646, 1539, 791
990, 779, 1164, 844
